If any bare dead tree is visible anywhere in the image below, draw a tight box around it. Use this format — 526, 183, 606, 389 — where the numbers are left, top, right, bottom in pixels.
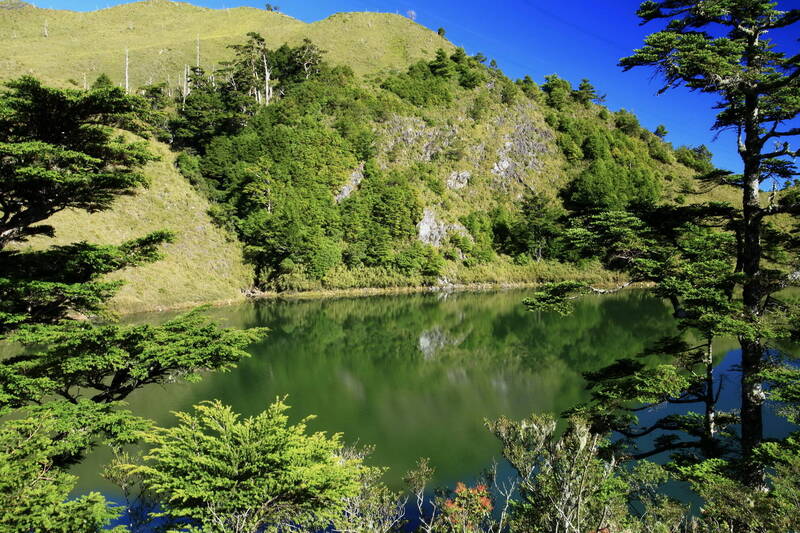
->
333, 446, 407, 533
404, 458, 437, 533
124, 48, 129, 93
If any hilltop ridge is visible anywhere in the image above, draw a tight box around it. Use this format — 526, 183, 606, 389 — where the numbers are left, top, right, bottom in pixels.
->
0, 1, 450, 88
1, 1, 732, 312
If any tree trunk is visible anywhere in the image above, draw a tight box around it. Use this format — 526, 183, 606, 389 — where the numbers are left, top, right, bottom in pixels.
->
739, 93, 766, 486
703, 337, 717, 457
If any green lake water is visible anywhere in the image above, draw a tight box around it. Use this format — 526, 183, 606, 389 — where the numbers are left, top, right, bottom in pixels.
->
73, 288, 692, 493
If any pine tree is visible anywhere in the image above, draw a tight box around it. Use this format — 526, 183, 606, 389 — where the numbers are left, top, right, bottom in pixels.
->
525, 0, 800, 489
0, 78, 265, 528
620, 0, 800, 486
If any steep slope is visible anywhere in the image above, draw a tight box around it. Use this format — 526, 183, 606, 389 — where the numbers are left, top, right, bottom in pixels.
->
21, 140, 253, 313
1, 0, 732, 308
0, 0, 450, 87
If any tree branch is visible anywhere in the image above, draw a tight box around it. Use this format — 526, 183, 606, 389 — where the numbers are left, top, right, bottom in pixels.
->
631, 440, 702, 460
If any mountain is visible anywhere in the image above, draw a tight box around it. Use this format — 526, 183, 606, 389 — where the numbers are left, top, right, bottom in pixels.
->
0, 0, 449, 86
0, 1, 732, 312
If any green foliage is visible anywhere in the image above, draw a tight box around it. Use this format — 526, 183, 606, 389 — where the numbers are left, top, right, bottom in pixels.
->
91, 73, 114, 89
3, 309, 264, 407
541, 74, 572, 110
383, 47, 486, 105
0, 401, 144, 532
0, 76, 154, 249
573, 78, 603, 106
647, 136, 674, 164
382, 60, 453, 107
677, 453, 800, 532
569, 157, 660, 210
516, 75, 542, 101
171, 35, 330, 153
675, 145, 715, 174
487, 415, 635, 533
0, 231, 173, 331
429, 48, 456, 79
122, 399, 367, 532
523, 281, 590, 315
619, 0, 800, 487
0, 77, 266, 531
614, 108, 641, 136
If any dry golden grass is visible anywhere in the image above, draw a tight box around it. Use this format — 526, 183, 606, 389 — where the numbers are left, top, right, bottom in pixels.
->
20, 141, 254, 313
0, 0, 451, 88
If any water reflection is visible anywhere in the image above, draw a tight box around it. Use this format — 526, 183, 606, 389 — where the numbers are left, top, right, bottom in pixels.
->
73, 289, 679, 493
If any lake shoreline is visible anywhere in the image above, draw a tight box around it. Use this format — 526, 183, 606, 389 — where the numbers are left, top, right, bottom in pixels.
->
122, 278, 646, 314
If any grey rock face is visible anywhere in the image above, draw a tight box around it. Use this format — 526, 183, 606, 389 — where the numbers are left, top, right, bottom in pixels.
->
380, 115, 458, 163
417, 208, 449, 247
491, 109, 552, 189
416, 207, 470, 247
334, 163, 365, 203
446, 170, 471, 190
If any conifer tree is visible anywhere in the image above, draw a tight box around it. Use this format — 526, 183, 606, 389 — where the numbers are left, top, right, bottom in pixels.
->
526, 0, 800, 489
620, 0, 800, 486
0, 77, 265, 528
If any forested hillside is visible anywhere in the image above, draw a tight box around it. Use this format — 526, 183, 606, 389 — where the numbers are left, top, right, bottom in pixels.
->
0, 0, 726, 310
2, 1, 799, 531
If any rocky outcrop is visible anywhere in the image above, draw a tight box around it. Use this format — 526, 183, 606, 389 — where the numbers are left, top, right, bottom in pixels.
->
380, 115, 458, 163
335, 163, 365, 203
492, 109, 552, 190
446, 170, 470, 190
416, 208, 470, 247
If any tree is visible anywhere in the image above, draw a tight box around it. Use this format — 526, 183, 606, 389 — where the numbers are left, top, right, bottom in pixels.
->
116, 399, 369, 533
292, 38, 325, 80
0, 78, 266, 528
573, 78, 605, 106
653, 124, 668, 139
619, 0, 800, 486
487, 414, 684, 533
3, 309, 262, 408
437, 27, 446, 37
264, 3, 279, 11
0, 401, 144, 532
541, 74, 572, 109
0, 76, 151, 250
516, 191, 564, 261
225, 32, 275, 107
91, 72, 114, 89
429, 48, 455, 79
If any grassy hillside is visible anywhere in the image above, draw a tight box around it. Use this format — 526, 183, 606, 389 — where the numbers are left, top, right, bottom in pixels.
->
1, 0, 737, 310
0, 0, 450, 87
20, 140, 253, 313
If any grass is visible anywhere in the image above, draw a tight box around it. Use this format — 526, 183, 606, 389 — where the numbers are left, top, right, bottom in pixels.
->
19, 140, 254, 314
0, 0, 452, 88
0, 0, 742, 312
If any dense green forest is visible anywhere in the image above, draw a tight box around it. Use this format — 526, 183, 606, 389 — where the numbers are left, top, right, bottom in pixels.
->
149, 31, 703, 292
1, 0, 799, 532
0, 0, 717, 307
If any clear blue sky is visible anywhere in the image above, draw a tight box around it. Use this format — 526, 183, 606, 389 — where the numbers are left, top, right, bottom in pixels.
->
33, 0, 800, 173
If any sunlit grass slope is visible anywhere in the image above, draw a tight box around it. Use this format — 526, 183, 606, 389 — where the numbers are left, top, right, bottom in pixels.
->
21, 141, 254, 313
0, 0, 450, 88
0, 0, 742, 308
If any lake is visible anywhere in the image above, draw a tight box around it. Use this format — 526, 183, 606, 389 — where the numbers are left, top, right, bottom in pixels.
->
72, 288, 755, 495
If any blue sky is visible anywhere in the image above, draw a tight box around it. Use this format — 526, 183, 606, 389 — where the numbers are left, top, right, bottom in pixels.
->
35, 0, 800, 173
